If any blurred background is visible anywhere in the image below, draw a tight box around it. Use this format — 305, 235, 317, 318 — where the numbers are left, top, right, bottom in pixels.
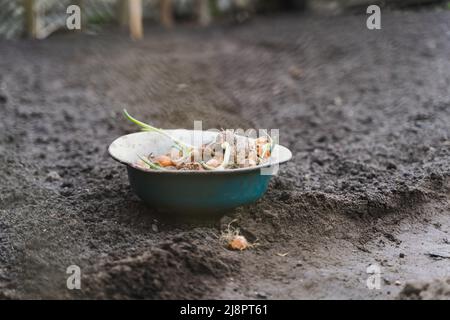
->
1, 0, 448, 39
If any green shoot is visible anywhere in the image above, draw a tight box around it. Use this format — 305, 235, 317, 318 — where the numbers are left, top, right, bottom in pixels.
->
123, 109, 194, 156
200, 161, 216, 170
258, 143, 272, 163
217, 142, 231, 170
201, 142, 231, 170
137, 155, 164, 170
260, 129, 274, 152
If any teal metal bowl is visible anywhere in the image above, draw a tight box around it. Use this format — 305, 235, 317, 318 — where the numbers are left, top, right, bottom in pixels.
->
108, 130, 292, 214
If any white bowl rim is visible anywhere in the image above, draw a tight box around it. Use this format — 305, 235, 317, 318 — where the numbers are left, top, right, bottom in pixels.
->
108, 130, 293, 175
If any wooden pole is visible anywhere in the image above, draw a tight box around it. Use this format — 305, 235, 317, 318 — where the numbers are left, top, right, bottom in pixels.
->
160, 0, 173, 28
197, 0, 211, 26
128, 0, 143, 40
24, 0, 38, 38
74, 0, 85, 31
118, 0, 129, 28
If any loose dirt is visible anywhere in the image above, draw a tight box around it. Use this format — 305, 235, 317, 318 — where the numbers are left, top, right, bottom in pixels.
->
0, 10, 449, 299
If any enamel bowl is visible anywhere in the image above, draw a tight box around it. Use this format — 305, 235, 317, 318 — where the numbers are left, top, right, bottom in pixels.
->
108, 130, 292, 214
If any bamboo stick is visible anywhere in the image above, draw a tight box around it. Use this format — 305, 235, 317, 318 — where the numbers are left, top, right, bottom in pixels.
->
24, 0, 38, 38
74, 0, 85, 31
197, 0, 211, 26
160, 0, 173, 28
128, 0, 143, 40
118, 0, 129, 28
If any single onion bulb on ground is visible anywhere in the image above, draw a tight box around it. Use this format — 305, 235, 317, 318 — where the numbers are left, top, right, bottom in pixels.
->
228, 235, 249, 251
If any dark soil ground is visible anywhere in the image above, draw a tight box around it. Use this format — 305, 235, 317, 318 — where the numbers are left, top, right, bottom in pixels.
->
0, 10, 449, 300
